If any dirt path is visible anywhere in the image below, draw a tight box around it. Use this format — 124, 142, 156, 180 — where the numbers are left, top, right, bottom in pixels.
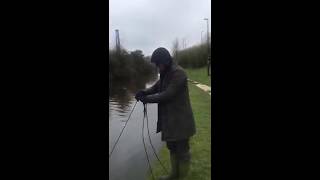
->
188, 79, 211, 96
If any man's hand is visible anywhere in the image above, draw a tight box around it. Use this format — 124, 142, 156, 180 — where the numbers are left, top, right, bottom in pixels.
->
140, 95, 149, 104
135, 90, 145, 101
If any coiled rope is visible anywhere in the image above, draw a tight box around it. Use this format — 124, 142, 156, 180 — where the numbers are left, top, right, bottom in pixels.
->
109, 101, 169, 179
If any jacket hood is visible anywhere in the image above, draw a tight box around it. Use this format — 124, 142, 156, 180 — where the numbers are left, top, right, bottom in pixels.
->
151, 47, 173, 66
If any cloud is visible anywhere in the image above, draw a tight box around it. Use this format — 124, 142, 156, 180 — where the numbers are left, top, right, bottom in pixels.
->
109, 0, 211, 56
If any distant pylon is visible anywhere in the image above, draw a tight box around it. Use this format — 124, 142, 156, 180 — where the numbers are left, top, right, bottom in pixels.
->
115, 29, 120, 53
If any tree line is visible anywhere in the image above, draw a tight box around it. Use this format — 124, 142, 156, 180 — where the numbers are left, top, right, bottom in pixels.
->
172, 34, 211, 69
109, 48, 157, 81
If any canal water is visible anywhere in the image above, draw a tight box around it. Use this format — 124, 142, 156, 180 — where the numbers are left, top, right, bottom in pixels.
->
109, 74, 165, 180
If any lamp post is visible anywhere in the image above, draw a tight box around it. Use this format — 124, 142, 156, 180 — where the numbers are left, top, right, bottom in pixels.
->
204, 18, 210, 76
201, 31, 204, 43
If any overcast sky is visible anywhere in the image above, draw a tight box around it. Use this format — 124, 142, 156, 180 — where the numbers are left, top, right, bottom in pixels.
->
109, 0, 211, 56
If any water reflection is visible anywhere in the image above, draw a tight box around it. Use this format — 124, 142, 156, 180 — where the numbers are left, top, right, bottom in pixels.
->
109, 73, 158, 116
109, 72, 163, 180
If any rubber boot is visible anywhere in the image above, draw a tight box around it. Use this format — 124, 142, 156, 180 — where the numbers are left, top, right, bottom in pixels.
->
158, 153, 179, 180
177, 152, 191, 179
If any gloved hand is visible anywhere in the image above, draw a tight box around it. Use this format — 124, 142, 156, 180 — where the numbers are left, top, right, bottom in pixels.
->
135, 90, 145, 101
140, 95, 149, 104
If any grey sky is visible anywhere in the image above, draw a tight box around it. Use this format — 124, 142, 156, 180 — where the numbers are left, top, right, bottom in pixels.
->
109, 0, 211, 56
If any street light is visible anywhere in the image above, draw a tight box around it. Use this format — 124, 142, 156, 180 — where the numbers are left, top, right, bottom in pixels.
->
201, 31, 204, 43
204, 18, 210, 76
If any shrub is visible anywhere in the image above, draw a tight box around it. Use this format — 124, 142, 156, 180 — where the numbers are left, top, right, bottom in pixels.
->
174, 42, 211, 69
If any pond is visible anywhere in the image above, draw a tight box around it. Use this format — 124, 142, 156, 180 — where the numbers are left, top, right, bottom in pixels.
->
108, 73, 165, 180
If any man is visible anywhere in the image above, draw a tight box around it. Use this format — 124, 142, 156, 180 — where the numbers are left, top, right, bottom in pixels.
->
135, 47, 196, 180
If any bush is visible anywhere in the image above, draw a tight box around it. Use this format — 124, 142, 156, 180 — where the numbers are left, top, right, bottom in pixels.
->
109, 48, 156, 81
174, 43, 211, 69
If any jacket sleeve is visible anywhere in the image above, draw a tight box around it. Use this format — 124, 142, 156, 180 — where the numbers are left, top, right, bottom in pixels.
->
145, 70, 187, 103
142, 80, 160, 95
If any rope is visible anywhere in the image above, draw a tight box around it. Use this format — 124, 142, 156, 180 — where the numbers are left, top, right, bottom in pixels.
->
109, 100, 168, 179
142, 103, 155, 180
109, 101, 138, 158
144, 104, 169, 174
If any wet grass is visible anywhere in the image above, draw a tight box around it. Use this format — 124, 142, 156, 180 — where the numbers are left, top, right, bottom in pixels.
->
184, 67, 211, 86
147, 83, 211, 180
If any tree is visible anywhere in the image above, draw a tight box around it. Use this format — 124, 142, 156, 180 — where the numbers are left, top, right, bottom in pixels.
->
172, 38, 179, 64
130, 50, 144, 59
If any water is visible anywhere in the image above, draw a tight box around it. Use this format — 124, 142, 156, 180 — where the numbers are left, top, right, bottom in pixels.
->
109, 74, 164, 180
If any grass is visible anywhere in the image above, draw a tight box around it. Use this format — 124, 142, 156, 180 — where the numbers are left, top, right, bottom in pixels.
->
147, 83, 211, 180
184, 67, 211, 86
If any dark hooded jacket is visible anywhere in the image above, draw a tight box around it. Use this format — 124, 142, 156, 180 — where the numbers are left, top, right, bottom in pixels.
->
142, 62, 196, 141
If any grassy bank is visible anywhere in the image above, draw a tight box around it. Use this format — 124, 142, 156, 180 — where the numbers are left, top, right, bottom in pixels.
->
184, 67, 211, 86
147, 83, 211, 180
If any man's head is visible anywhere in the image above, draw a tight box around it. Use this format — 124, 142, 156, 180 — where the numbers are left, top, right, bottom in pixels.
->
151, 47, 172, 73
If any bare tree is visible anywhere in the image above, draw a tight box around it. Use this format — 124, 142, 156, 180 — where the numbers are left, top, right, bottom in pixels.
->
172, 38, 179, 64
182, 38, 187, 49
